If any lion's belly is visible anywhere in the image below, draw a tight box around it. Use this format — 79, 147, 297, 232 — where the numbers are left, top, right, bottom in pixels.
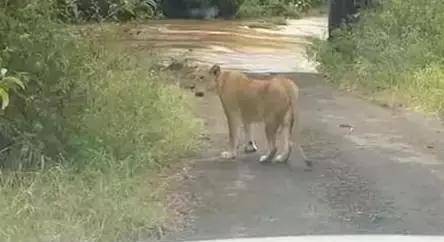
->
238, 98, 265, 123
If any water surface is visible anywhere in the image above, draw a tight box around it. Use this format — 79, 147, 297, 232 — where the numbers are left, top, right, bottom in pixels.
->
119, 16, 328, 73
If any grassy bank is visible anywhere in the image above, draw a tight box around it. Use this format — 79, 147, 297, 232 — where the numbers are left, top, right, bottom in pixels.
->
0, 2, 200, 242
310, 0, 444, 117
0, 65, 200, 241
1, 159, 166, 242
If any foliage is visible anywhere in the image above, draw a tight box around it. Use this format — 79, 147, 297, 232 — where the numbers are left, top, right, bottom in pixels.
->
57, 0, 159, 23
0, 1, 94, 169
161, 0, 244, 19
0, 68, 25, 110
237, 0, 326, 18
0, 1, 201, 241
161, 0, 325, 19
310, 0, 444, 116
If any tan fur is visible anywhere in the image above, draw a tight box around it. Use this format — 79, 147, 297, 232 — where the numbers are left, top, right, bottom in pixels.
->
207, 64, 310, 165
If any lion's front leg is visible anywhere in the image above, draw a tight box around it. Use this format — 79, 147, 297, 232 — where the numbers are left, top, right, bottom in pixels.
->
221, 112, 240, 160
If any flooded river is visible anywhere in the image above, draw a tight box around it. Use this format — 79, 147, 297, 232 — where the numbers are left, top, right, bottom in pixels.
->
119, 16, 328, 73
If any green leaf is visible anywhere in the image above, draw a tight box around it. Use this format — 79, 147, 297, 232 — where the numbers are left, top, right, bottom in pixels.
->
0, 88, 10, 110
0, 68, 7, 77
3, 76, 25, 90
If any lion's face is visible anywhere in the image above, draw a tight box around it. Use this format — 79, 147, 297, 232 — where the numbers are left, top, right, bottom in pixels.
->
189, 64, 220, 96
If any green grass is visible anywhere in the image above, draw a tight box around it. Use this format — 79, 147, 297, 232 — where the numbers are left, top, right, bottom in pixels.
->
0, 2, 202, 241
0, 50, 201, 242
0, 161, 166, 242
0, 46, 201, 242
310, 0, 444, 117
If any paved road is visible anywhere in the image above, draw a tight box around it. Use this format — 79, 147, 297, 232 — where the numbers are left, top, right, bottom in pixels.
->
159, 72, 444, 241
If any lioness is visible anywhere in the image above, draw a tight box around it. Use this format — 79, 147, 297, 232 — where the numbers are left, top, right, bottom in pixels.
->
207, 64, 310, 165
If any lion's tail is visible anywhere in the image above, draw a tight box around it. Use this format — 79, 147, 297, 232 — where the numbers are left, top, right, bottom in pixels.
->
280, 78, 299, 136
281, 77, 312, 167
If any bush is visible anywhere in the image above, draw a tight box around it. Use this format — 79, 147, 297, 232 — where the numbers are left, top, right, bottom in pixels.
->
57, 0, 158, 23
161, 0, 243, 19
237, 0, 326, 18
161, 0, 324, 19
0, 1, 93, 169
311, 0, 444, 115
0, 2, 201, 241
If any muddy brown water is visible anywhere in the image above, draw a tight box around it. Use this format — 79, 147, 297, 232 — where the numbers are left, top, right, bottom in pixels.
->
117, 17, 328, 73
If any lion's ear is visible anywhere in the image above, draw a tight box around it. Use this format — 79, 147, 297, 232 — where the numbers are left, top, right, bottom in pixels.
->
209, 64, 221, 76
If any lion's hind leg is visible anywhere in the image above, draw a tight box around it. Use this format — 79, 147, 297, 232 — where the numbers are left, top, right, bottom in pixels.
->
243, 122, 258, 153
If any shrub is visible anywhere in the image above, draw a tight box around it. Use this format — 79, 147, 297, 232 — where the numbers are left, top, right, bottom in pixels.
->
0, 46, 200, 242
161, 0, 243, 19
311, 0, 444, 115
0, 1, 200, 241
0, 1, 93, 169
57, 0, 158, 23
1, 1, 199, 169
0, 44, 200, 241
237, 0, 326, 18
160, 0, 324, 19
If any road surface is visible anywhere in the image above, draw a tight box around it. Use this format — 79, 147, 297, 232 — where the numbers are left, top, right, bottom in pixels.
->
159, 72, 444, 241
130, 16, 444, 241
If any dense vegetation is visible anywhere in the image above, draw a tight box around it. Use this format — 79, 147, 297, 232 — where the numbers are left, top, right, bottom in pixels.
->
161, 0, 243, 18
0, 1, 200, 241
311, 0, 444, 116
160, 0, 326, 19
32, 0, 328, 21
57, 0, 160, 22
238, 0, 325, 18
